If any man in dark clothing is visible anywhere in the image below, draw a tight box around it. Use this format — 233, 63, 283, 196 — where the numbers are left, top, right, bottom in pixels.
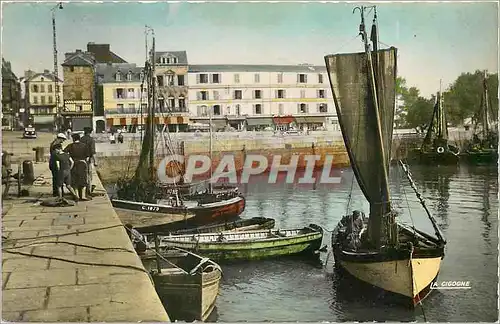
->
64, 133, 91, 201
52, 143, 78, 201
80, 127, 96, 197
49, 133, 68, 197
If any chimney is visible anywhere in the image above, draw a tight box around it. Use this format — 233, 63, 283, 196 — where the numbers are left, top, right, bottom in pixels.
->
76, 49, 82, 53
43, 69, 50, 74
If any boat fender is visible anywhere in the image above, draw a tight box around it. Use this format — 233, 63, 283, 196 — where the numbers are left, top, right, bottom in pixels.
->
437, 147, 445, 154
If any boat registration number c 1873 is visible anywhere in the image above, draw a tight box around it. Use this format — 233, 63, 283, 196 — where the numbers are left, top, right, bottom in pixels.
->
141, 205, 160, 212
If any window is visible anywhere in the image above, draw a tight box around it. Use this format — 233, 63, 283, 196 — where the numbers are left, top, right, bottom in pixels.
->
211, 74, 220, 84
32, 85, 38, 93
179, 97, 186, 109
167, 98, 174, 109
236, 104, 241, 116
70, 66, 74, 72
116, 88, 124, 99
254, 74, 260, 83
157, 75, 164, 87
158, 96, 165, 110
197, 105, 208, 116
48, 96, 53, 104
318, 74, 324, 83
253, 90, 261, 99
141, 103, 147, 111
234, 90, 242, 100
213, 91, 220, 100
128, 88, 135, 99
41, 96, 45, 104
115, 72, 121, 81
128, 103, 136, 112
40, 85, 45, 93
75, 91, 82, 100
300, 90, 306, 98
166, 74, 175, 86
177, 75, 185, 86
234, 74, 240, 84
76, 78, 82, 85
127, 72, 132, 81
276, 89, 285, 99
117, 104, 124, 112
77, 105, 83, 112
254, 104, 262, 115
213, 105, 221, 116
277, 73, 283, 83
298, 74, 307, 83
48, 84, 53, 92
278, 103, 284, 115
318, 103, 328, 113
199, 91, 208, 100
298, 103, 308, 113
318, 90, 325, 98
226, 106, 231, 115
198, 74, 208, 84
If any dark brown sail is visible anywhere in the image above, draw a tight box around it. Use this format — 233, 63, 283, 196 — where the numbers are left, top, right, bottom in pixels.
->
324, 47, 397, 244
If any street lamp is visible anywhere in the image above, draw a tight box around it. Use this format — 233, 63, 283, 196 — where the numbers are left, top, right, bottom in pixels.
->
51, 2, 63, 132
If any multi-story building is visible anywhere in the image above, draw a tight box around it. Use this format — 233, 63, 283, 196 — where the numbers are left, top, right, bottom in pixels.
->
187, 64, 337, 131
24, 70, 64, 131
97, 63, 147, 131
61, 49, 95, 131
153, 51, 190, 132
2, 58, 22, 130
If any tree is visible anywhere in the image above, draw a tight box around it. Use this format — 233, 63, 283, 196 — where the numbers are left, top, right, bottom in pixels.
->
405, 96, 435, 131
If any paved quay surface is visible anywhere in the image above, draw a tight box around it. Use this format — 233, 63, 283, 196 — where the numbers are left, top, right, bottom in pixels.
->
1, 162, 170, 322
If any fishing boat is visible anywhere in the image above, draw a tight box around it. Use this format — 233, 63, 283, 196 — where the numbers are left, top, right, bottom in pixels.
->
111, 31, 245, 227
141, 216, 275, 236
146, 224, 324, 262
141, 246, 222, 322
462, 71, 498, 165
418, 89, 460, 165
324, 6, 446, 307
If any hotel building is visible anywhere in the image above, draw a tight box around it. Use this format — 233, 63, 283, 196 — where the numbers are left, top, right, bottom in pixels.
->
187, 64, 338, 131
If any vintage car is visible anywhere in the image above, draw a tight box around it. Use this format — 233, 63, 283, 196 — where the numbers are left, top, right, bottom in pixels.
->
23, 126, 37, 139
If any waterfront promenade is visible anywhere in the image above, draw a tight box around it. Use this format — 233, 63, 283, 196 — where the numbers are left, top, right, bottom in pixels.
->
1, 162, 170, 321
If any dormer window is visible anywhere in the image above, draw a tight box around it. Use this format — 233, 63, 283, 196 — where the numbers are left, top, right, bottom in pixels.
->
115, 71, 121, 81
127, 71, 132, 81
162, 54, 178, 65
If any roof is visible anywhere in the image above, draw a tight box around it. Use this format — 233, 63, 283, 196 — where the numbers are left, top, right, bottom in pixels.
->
95, 63, 144, 83
26, 72, 63, 83
62, 51, 95, 67
155, 51, 188, 65
188, 64, 327, 73
2, 58, 18, 81
87, 43, 127, 64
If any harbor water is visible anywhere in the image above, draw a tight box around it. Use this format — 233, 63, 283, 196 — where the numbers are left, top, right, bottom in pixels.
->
108, 164, 498, 322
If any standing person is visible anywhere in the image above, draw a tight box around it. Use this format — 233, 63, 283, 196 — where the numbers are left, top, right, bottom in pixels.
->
80, 127, 96, 197
49, 133, 67, 197
52, 143, 78, 201
109, 132, 116, 144
117, 130, 124, 144
64, 133, 91, 201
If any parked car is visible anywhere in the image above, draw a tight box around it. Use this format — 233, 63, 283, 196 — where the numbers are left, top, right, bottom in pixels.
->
23, 126, 37, 139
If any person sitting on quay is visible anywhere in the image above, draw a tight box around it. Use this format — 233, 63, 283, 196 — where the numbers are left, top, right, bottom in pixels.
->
64, 133, 91, 201
49, 133, 68, 197
52, 143, 78, 202
80, 127, 97, 197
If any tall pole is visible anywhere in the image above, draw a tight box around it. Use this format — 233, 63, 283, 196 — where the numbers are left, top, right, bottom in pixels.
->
51, 3, 63, 132
209, 106, 213, 194
483, 70, 489, 134
149, 32, 156, 177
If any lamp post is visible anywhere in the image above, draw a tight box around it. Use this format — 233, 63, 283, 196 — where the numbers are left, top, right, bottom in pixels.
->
51, 2, 63, 132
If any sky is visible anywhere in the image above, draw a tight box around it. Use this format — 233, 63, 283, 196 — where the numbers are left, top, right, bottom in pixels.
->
1, 1, 498, 97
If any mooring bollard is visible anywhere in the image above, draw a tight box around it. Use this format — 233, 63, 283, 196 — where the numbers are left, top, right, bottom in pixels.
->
32, 147, 45, 162
22, 160, 35, 185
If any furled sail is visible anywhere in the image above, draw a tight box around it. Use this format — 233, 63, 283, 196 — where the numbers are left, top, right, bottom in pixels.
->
324, 48, 397, 210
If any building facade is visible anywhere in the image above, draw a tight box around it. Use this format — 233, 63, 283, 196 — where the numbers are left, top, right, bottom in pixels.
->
187, 64, 337, 131
2, 58, 22, 130
24, 70, 64, 131
61, 50, 95, 131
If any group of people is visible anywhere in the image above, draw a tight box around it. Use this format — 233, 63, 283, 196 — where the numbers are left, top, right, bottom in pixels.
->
49, 127, 96, 202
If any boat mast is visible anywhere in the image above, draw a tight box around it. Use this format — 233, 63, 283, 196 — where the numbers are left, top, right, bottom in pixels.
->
354, 6, 392, 245
208, 106, 213, 194
482, 70, 490, 135
150, 34, 156, 178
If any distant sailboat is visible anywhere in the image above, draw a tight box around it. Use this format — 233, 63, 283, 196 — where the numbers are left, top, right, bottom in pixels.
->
324, 6, 446, 306
418, 89, 460, 165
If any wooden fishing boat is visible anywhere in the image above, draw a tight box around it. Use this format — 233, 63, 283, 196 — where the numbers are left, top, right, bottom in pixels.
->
462, 71, 498, 165
418, 90, 460, 165
147, 224, 324, 262
141, 247, 222, 322
324, 6, 446, 307
142, 216, 276, 236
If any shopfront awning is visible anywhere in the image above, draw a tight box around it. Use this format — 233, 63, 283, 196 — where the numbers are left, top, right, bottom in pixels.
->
211, 119, 228, 130
294, 116, 326, 124
246, 118, 273, 126
33, 115, 55, 124
227, 115, 246, 121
